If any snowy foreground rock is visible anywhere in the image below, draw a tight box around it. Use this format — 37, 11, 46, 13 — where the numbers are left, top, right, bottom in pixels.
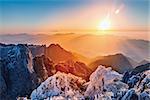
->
31, 72, 86, 99
30, 65, 150, 100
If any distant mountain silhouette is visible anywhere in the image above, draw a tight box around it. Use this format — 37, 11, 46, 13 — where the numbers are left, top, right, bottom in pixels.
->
1, 33, 149, 62
126, 58, 149, 68
72, 52, 91, 64
138, 60, 150, 66
89, 53, 133, 73
120, 39, 150, 61
127, 57, 138, 68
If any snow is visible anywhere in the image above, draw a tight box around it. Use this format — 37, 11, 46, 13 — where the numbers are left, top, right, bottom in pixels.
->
30, 65, 150, 100
85, 65, 123, 97
30, 72, 86, 100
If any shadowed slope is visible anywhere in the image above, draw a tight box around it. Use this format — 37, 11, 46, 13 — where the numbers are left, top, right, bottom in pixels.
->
89, 53, 133, 73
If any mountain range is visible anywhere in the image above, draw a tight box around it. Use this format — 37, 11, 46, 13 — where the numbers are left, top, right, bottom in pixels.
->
32, 43, 148, 73
1, 33, 149, 62
0, 43, 149, 100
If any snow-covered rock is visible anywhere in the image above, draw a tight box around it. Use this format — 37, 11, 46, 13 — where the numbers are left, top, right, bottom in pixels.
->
30, 72, 86, 100
30, 65, 127, 99
121, 70, 150, 100
139, 91, 150, 100
127, 75, 141, 88
31, 65, 150, 100
136, 70, 150, 93
121, 89, 138, 100
85, 65, 123, 97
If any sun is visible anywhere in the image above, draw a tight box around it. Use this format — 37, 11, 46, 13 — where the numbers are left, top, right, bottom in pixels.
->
98, 19, 111, 30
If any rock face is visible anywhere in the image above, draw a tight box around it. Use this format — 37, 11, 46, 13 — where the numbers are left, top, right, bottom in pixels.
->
33, 55, 55, 81
55, 60, 92, 81
33, 55, 48, 82
89, 53, 133, 73
32, 55, 91, 81
0, 44, 35, 100
28, 44, 46, 58
0, 43, 16, 59
46, 44, 76, 63
0, 60, 7, 95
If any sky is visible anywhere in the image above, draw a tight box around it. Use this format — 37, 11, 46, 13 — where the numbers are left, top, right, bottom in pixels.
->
0, 0, 149, 34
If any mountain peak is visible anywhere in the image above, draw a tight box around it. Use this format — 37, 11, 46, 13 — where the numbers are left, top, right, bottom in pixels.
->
104, 53, 125, 58
46, 44, 75, 63
49, 44, 61, 48
48, 44, 68, 52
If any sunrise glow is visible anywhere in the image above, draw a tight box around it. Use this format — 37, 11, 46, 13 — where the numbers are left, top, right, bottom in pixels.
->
98, 18, 111, 31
